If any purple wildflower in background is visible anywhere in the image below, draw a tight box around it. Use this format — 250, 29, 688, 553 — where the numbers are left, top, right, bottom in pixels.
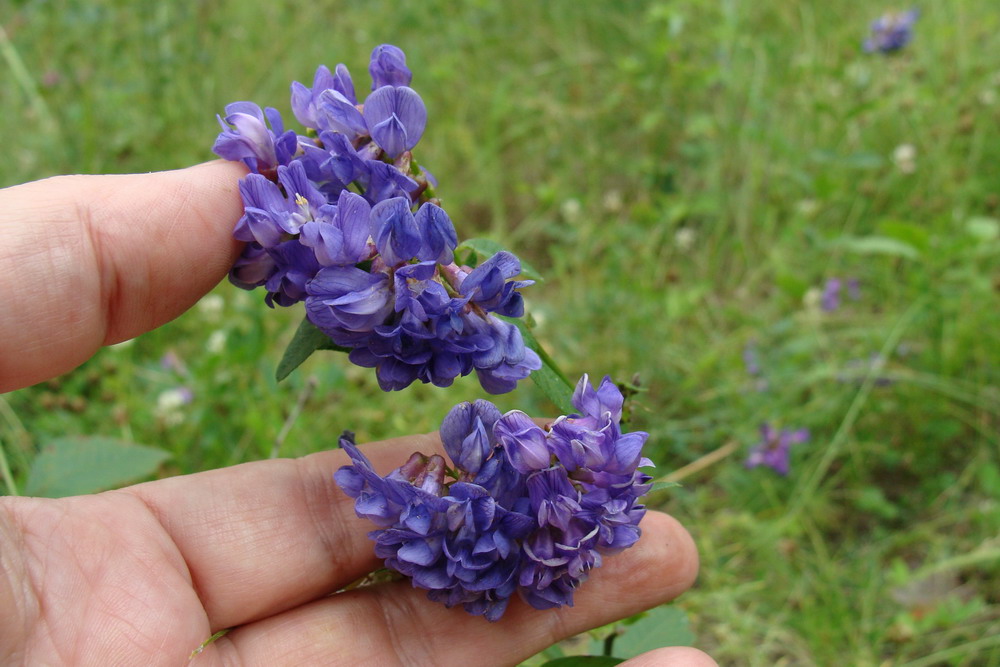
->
821, 278, 842, 312
213, 45, 539, 394
848, 278, 861, 301
335, 375, 653, 620
864, 9, 919, 54
742, 342, 769, 392
820, 277, 861, 312
745, 424, 810, 476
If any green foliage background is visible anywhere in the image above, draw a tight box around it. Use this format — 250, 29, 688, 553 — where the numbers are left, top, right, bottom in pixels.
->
2, 1, 999, 664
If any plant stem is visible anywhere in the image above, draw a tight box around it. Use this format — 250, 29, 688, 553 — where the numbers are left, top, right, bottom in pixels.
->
654, 440, 740, 484
271, 376, 318, 458
0, 435, 19, 496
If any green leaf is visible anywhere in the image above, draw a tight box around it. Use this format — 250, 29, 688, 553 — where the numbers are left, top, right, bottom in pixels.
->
456, 237, 544, 282
833, 235, 921, 260
611, 605, 694, 658
24, 437, 170, 497
276, 316, 351, 382
877, 219, 930, 252
540, 658, 625, 667
966, 216, 1000, 242
506, 317, 575, 414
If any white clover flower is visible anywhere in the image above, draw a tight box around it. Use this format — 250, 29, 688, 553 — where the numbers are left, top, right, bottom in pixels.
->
206, 330, 228, 354
892, 144, 917, 174
674, 227, 696, 252
156, 387, 193, 426
559, 198, 582, 223
803, 286, 822, 312
197, 294, 225, 319
602, 190, 623, 213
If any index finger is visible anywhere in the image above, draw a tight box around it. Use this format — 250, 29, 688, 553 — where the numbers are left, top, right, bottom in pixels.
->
0, 160, 246, 391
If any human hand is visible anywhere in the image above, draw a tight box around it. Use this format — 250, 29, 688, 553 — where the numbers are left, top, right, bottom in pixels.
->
0, 164, 715, 666
1, 435, 709, 665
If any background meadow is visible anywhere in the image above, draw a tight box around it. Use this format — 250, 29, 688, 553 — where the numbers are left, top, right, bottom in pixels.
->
2, 0, 999, 664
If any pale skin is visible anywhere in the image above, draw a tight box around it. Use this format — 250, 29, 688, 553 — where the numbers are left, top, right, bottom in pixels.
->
0, 162, 716, 666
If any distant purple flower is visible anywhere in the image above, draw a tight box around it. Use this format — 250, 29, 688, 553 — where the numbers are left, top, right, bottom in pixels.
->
745, 424, 809, 476
864, 9, 919, 54
742, 343, 762, 377
821, 278, 842, 312
848, 278, 861, 301
335, 375, 652, 620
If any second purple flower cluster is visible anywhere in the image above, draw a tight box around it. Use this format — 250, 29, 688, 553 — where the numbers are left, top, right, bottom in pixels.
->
213, 45, 540, 393
335, 375, 653, 620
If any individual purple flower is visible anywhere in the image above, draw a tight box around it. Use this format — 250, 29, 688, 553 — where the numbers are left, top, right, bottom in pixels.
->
745, 424, 810, 476
494, 411, 551, 473
362, 85, 428, 159
335, 376, 652, 620
317, 88, 369, 142
291, 64, 356, 129
369, 44, 412, 89
414, 202, 458, 264
459, 252, 532, 317
262, 240, 321, 308
233, 162, 326, 248
372, 197, 422, 265
212, 102, 298, 177
305, 267, 394, 340
440, 399, 501, 476
469, 318, 542, 395
547, 375, 649, 476
864, 9, 919, 54
228, 242, 275, 291
361, 160, 420, 204
298, 190, 372, 266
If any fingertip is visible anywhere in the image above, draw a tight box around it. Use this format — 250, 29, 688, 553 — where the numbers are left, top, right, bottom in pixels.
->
589, 510, 700, 607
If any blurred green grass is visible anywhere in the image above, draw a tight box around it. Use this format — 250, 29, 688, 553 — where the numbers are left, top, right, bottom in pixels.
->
2, 0, 1000, 664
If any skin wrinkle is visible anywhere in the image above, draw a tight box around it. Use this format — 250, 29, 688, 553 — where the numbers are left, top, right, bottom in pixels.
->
374, 585, 435, 667
14, 493, 208, 665
78, 187, 119, 350
294, 455, 379, 589
0, 507, 36, 665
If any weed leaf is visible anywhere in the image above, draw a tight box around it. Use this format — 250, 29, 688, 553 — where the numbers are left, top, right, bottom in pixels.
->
24, 437, 170, 497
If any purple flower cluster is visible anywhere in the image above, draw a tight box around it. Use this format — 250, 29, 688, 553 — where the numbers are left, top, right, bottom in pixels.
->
335, 375, 652, 621
213, 45, 539, 393
745, 423, 809, 476
820, 277, 861, 313
864, 9, 919, 54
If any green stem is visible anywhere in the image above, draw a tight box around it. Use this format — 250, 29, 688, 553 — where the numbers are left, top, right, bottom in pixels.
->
0, 435, 19, 496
